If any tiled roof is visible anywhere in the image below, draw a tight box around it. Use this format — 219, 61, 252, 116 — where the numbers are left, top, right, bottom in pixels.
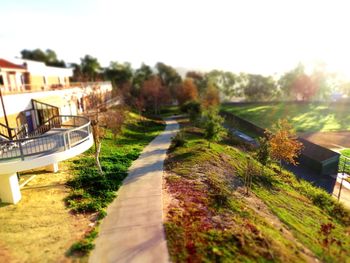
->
0, 59, 25, 70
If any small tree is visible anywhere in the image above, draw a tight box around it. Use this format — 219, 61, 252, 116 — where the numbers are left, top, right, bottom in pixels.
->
104, 110, 125, 139
244, 156, 254, 195
91, 119, 104, 176
203, 108, 226, 148
266, 119, 303, 172
180, 100, 202, 125
255, 137, 270, 176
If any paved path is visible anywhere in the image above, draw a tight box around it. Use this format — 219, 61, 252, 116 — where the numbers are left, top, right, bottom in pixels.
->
89, 118, 179, 263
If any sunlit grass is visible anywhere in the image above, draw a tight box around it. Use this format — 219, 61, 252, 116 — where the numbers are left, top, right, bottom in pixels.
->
222, 102, 350, 133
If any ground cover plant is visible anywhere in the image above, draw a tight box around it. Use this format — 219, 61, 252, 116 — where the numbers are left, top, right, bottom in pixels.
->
164, 118, 350, 263
65, 111, 164, 257
221, 102, 350, 133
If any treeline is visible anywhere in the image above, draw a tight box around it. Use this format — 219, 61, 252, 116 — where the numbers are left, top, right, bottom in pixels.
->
20, 49, 350, 108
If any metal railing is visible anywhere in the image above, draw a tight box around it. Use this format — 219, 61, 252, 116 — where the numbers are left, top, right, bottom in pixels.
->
0, 115, 91, 161
0, 122, 26, 140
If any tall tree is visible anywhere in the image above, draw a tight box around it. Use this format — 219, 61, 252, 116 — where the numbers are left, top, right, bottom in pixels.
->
105, 61, 133, 88
310, 69, 331, 101
278, 63, 305, 99
292, 74, 317, 101
243, 74, 277, 101
71, 63, 83, 82
186, 71, 207, 95
132, 63, 153, 95
176, 78, 198, 105
140, 75, 170, 114
206, 70, 238, 101
155, 62, 182, 98
21, 48, 66, 67
80, 55, 101, 81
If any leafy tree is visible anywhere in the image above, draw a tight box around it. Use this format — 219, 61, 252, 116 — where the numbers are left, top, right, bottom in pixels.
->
266, 119, 303, 171
186, 71, 207, 95
278, 63, 331, 101
176, 78, 198, 105
155, 62, 182, 98
180, 100, 202, 124
202, 83, 220, 108
206, 70, 238, 101
71, 63, 84, 82
21, 48, 66, 67
278, 63, 304, 99
105, 61, 133, 88
132, 63, 153, 95
311, 69, 332, 101
80, 55, 101, 81
203, 108, 226, 148
255, 137, 270, 176
140, 75, 170, 114
292, 74, 317, 101
243, 74, 277, 101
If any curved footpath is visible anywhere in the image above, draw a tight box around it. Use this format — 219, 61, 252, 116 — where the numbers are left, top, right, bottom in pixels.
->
89, 118, 179, 263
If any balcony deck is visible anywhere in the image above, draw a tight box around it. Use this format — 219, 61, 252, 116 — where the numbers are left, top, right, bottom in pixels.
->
0, 115, 93, 174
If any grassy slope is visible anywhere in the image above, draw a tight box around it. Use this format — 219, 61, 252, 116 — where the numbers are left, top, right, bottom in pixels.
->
221, 103, 350, 133
164, 124, 350, 262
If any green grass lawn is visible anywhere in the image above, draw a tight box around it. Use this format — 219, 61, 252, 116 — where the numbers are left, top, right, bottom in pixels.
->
221, 102, 350, 133
164, 122, 350, 262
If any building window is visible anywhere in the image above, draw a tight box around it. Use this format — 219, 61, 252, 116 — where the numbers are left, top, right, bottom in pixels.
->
0, 75, 4, 85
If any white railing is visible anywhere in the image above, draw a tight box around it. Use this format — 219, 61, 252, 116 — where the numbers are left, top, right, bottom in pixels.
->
0, 115, 91, 161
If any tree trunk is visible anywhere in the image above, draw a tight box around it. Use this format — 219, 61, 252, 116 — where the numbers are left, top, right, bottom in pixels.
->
95, 142, 104, 176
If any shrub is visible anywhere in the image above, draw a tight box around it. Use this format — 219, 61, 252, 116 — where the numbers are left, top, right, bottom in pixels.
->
202, 108, 227, 148
180, 100, 202, 124
171, 132, 186, 149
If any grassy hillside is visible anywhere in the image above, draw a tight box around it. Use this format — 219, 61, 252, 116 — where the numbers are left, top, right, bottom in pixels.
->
221, 102, 350, 133
164, 119, 350, 262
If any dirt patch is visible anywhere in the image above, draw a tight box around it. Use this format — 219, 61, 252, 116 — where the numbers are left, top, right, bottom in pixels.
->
0, 242, 15, 263
0, 162, 93, 263
300, 131, 350, 150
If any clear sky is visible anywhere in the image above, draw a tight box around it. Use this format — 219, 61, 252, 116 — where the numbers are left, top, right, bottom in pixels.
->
1, 0, 350, 76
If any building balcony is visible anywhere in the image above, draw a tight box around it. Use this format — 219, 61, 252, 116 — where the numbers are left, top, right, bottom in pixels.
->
0, 115, 93, 204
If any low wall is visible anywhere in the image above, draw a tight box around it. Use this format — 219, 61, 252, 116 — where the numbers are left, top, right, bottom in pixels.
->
221, 111, 340, 175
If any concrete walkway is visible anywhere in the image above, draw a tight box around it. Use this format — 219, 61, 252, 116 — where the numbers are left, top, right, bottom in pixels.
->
89, 118, 179, 263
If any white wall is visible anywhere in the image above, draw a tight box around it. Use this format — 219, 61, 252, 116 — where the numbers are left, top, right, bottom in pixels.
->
0, 88, 79, 116
0, 83, 113, 117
